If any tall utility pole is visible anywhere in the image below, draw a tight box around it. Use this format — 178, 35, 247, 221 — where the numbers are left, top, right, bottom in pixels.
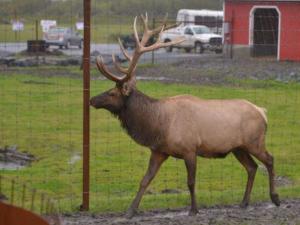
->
81, 0, 91, 211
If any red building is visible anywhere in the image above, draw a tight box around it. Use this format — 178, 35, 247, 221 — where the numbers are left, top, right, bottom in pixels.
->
223, 0, 300, 61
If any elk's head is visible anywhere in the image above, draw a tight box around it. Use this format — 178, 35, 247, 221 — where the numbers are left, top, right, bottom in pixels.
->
90, 14, 184, 114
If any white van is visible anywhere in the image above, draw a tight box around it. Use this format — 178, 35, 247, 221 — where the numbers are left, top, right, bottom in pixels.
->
176, 9, 223, 34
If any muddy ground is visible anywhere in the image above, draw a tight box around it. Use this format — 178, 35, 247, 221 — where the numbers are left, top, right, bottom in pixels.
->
0, 145, 36, 170
63, 199, 300, 225
137, 55, 300, 85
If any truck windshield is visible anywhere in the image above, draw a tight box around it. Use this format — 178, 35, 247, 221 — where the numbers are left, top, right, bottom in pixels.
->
192, 26, 212, 34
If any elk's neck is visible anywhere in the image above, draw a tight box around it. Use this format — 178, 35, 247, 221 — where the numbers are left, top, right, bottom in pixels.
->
118, 90, 164, 149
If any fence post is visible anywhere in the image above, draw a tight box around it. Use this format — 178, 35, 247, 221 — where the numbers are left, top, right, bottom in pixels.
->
81, 0, 91, 211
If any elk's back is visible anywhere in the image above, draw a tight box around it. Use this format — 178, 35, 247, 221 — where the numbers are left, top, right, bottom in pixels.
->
161, 95, 267, 158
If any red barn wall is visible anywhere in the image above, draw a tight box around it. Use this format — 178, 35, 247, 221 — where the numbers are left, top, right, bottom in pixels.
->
279, 3, 300, 60
224, 1, 300, 61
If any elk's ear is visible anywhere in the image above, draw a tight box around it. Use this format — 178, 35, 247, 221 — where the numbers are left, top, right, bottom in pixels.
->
120, 78, 136, 96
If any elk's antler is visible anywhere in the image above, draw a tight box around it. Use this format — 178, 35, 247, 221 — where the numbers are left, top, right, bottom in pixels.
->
96, 13, 185, 84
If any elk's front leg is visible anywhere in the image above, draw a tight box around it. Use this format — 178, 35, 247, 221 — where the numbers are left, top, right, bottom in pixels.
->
126, 151, 168, 218
184, 153, 198, 215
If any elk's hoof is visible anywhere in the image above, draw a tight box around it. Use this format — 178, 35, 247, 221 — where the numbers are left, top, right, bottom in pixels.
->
188, 209, 199, 216
240, 201, 249, 208
125, 208, 137, 219
271, 193, 280, 206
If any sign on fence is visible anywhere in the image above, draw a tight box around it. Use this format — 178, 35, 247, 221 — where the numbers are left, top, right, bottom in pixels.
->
12, 21, 24, 31
76, 22, 84, 30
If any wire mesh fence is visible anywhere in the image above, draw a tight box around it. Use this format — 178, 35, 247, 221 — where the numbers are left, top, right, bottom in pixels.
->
0, 0, 299, 218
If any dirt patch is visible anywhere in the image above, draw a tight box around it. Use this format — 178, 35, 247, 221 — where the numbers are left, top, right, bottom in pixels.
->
0, 145, 36, 170
63, 199, 300, 225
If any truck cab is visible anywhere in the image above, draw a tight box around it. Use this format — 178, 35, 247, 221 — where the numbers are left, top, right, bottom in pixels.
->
161, 25, 223, 54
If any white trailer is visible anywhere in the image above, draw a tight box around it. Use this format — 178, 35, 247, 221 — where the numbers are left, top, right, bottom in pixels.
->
176, 9, 223, 34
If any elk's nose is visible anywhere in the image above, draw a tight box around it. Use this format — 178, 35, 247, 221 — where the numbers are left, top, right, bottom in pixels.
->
90, 99, 95, 106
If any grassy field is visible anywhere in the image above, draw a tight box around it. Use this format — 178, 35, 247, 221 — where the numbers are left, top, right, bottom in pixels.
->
0, 67, 299, 213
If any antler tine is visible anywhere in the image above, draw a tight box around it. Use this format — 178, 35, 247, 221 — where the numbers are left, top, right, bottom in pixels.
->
159, 37, 186, 48
118, 38, 132, 61
96, 14, 185, 84
96, 56, 108, 76
140, 12, 152, 45
154, 23, 166, 46
164, 22, 181, 31
112, 54, 128, 74
97, 15, 146, 83
142, 35, 185, 53
140, 12, 149, 31
133, 16, 141, 50
96, 56, 127, 83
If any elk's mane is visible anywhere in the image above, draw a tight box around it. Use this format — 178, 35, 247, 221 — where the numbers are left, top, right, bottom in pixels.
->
117, 89, 166, 149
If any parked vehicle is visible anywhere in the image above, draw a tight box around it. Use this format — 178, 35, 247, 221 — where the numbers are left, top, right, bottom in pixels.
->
176, 9, 223, 34
161, 25, 223, 54
43, 27, 83, 49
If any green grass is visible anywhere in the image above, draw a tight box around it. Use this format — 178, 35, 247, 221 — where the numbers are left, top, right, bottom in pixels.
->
0, 68, 299, 213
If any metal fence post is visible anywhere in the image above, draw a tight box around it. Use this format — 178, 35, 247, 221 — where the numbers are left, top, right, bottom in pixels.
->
81, 0, 91, 211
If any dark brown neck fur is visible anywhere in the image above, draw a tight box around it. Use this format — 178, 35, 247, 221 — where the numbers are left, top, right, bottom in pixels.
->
117, 89, 165, 149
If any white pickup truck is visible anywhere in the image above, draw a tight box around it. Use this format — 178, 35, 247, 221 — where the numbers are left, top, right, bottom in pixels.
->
161, 25, 223, 54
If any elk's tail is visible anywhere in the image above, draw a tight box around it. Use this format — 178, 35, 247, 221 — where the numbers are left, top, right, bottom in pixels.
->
256, 106, 268, 124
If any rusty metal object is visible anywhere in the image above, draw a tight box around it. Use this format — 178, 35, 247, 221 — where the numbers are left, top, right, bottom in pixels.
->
27, 40, 47, 53
82, 0, 91, 211
0, 176, 61, 225
0, 201, 50, 225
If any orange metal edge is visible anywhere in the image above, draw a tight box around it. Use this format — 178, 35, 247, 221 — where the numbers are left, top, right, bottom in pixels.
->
0, 201, 60, 225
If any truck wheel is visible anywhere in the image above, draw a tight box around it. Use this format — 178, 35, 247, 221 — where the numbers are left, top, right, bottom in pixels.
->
164, 39, 173, 52
195, 42, 204, 54
65, 41, 71, 49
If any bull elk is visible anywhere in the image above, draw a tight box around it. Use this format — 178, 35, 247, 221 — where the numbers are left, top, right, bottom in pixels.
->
90, 14, 280, 218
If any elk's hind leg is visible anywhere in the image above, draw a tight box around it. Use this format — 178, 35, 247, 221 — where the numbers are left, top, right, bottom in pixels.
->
233, 148, 258, 208
252, 150, 280, 206
184, 153, 198, 215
